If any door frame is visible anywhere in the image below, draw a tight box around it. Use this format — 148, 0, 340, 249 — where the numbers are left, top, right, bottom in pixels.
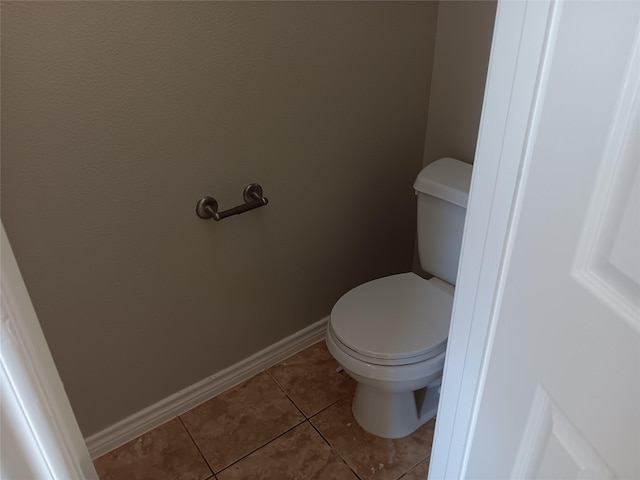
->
429, 0, 557, 477
1, 223, 98, 479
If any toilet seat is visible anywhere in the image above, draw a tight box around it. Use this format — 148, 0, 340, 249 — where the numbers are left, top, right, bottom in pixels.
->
329, 273, 454, 366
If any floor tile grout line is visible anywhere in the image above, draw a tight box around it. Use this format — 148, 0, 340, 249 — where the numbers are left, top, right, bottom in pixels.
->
177, 369, 308, 476
307, 418, 366, 480
177, 416, 216, 479
265, 360, 367, 479
339, 455, 364, 480
272, 377, 425, 480
305, 418, 364, 480
400, 452, 431, 479
177, 369, 306, 475
213, 417, 308, 476
309, 389, 353, 418
308, 396, 432, 480
214, 417, 365, 480
266, 365, 355, 421
405, 447, 431, 474
306, 415, 332, 448
264, 368, 313, 420
265, 340, 357, 416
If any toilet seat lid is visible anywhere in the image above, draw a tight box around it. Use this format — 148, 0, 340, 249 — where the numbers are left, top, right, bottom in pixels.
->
330, 273, 454, 365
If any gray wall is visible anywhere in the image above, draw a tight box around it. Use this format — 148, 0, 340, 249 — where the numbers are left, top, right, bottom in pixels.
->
422, 0, 497, 167
1, 2, 439, 436
413, 0, 496, 274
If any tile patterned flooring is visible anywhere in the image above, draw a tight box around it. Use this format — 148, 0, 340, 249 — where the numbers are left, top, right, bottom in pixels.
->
94, 341, 436, 480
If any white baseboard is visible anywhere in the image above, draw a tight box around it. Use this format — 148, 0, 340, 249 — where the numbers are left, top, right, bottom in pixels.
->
85, 317, 329, 459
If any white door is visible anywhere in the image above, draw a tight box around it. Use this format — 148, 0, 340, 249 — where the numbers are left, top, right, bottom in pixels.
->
1, 223, 98, 479
437, 0, 640, 478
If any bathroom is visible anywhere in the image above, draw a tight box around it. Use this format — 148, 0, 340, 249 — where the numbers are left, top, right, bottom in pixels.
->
1, 1, 496, 477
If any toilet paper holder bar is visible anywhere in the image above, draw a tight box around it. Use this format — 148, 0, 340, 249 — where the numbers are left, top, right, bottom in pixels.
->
195, 183, 268, 221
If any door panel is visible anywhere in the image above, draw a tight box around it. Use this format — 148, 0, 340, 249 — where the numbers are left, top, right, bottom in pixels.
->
513, 386, 616, 479
464, 1, 640, 478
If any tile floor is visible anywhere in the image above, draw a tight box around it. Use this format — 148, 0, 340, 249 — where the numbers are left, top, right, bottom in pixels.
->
93, 341, 436, 480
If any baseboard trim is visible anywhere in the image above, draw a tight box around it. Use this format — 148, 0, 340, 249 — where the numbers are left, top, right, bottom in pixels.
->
85, 317, 329, 459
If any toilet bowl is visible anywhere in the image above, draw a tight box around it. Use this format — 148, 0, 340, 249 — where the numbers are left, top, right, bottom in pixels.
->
326, 272, 454, 438
325, 157, 472, 439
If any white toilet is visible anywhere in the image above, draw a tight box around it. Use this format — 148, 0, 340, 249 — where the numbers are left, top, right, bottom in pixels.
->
326, 157, 472, 439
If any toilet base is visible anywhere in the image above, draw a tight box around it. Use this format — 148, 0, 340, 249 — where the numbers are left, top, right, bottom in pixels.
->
351, 378, 441, 438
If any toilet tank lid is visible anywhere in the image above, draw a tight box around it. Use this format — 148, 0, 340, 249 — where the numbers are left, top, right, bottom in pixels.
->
414, 157, 473, 208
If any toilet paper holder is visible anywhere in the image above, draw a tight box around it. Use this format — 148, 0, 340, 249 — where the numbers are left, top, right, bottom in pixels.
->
196, 183, 268, 221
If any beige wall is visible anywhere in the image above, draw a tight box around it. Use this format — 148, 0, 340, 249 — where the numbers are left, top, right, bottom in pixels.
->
422, 0, 497, 167
1, 2, 438, 436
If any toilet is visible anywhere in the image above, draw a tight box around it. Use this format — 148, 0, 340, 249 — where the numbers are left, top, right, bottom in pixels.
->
325, 157, 472, 439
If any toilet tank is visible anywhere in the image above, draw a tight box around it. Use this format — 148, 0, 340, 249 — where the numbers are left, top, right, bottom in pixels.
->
413, 157, 473, 285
